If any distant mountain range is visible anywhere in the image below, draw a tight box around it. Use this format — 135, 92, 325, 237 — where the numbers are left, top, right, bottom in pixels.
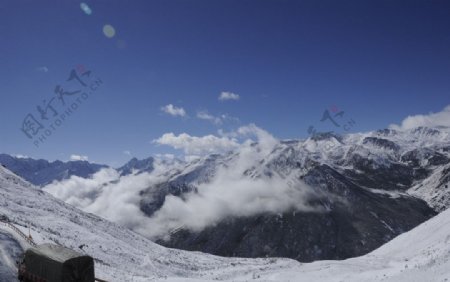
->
0, 154, 155, 186
0, 154, 108, 186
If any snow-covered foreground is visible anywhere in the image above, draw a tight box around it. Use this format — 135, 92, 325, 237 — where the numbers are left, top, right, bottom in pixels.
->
251, 208, 450, 282
1, 165, 450, 281
0, 228, 24, 282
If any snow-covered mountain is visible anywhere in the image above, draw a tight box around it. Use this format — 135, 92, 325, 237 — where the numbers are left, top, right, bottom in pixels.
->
2, 165, 450, 281
408, 162, 450, 212
137, 126, 450, 262
118, 157, 155, 176
0, 154, 107, 186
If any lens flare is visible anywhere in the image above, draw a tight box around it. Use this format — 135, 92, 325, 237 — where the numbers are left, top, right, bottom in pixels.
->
80, 3, 92, 15
103, 24, 116, 38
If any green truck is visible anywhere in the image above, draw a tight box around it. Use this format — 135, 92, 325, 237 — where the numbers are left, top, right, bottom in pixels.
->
18, 244, 95, 282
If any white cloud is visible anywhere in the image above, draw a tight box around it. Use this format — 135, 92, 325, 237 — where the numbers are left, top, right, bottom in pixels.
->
197, 111, 222, 125
237, 123, 278, 153
123, 150, 132, 156
197, 111, 240, 125
153, 124, 276, 157
160, 104, 186, 117
221, 114, 240, 123
219, 91, 240, 101
43, 168, 163, 232
15, 154, 29, 159
154, 133, 240, 155
184, 155, 201, 162
70, 154, 89, 161
389, 105, 450, 131
155, 153, 175, 160
153, 124, 278, 157
43, 168, 119, 208
144, 173, 316, 238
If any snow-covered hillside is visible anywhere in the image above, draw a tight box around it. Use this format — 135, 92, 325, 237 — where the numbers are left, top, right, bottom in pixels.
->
2, 154, 450, 281
0, 229, 24, 282
408, 162, 450, 212
256, 200, 450, 282
0, 164, 299, 281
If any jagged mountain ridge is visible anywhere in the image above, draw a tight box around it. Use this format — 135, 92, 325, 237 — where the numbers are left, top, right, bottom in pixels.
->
141, 126, 450, 214
139, 126, 450, 262
0, 154, 159, 186
0, 154, 108, 186
117, 157, 155, 176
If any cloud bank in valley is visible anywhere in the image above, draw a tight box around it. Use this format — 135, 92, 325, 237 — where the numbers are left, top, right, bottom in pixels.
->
389, 105, 450, 130
43, 166, 165, 232
141, 131, 316, 239
44, 124, 318, 240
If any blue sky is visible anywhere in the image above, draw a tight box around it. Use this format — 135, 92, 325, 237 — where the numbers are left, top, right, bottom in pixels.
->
1, 0, 449, 166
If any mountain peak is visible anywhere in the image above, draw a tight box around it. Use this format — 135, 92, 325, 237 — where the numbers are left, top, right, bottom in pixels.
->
118, 156, 154, 176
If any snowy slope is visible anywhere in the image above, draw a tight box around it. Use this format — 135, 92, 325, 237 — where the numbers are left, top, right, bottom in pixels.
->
2, 165, 450, 281
0, 165, 298, 281
256, 203, 450, 282
0, 228, 24, 282
408, 162, 450, 212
